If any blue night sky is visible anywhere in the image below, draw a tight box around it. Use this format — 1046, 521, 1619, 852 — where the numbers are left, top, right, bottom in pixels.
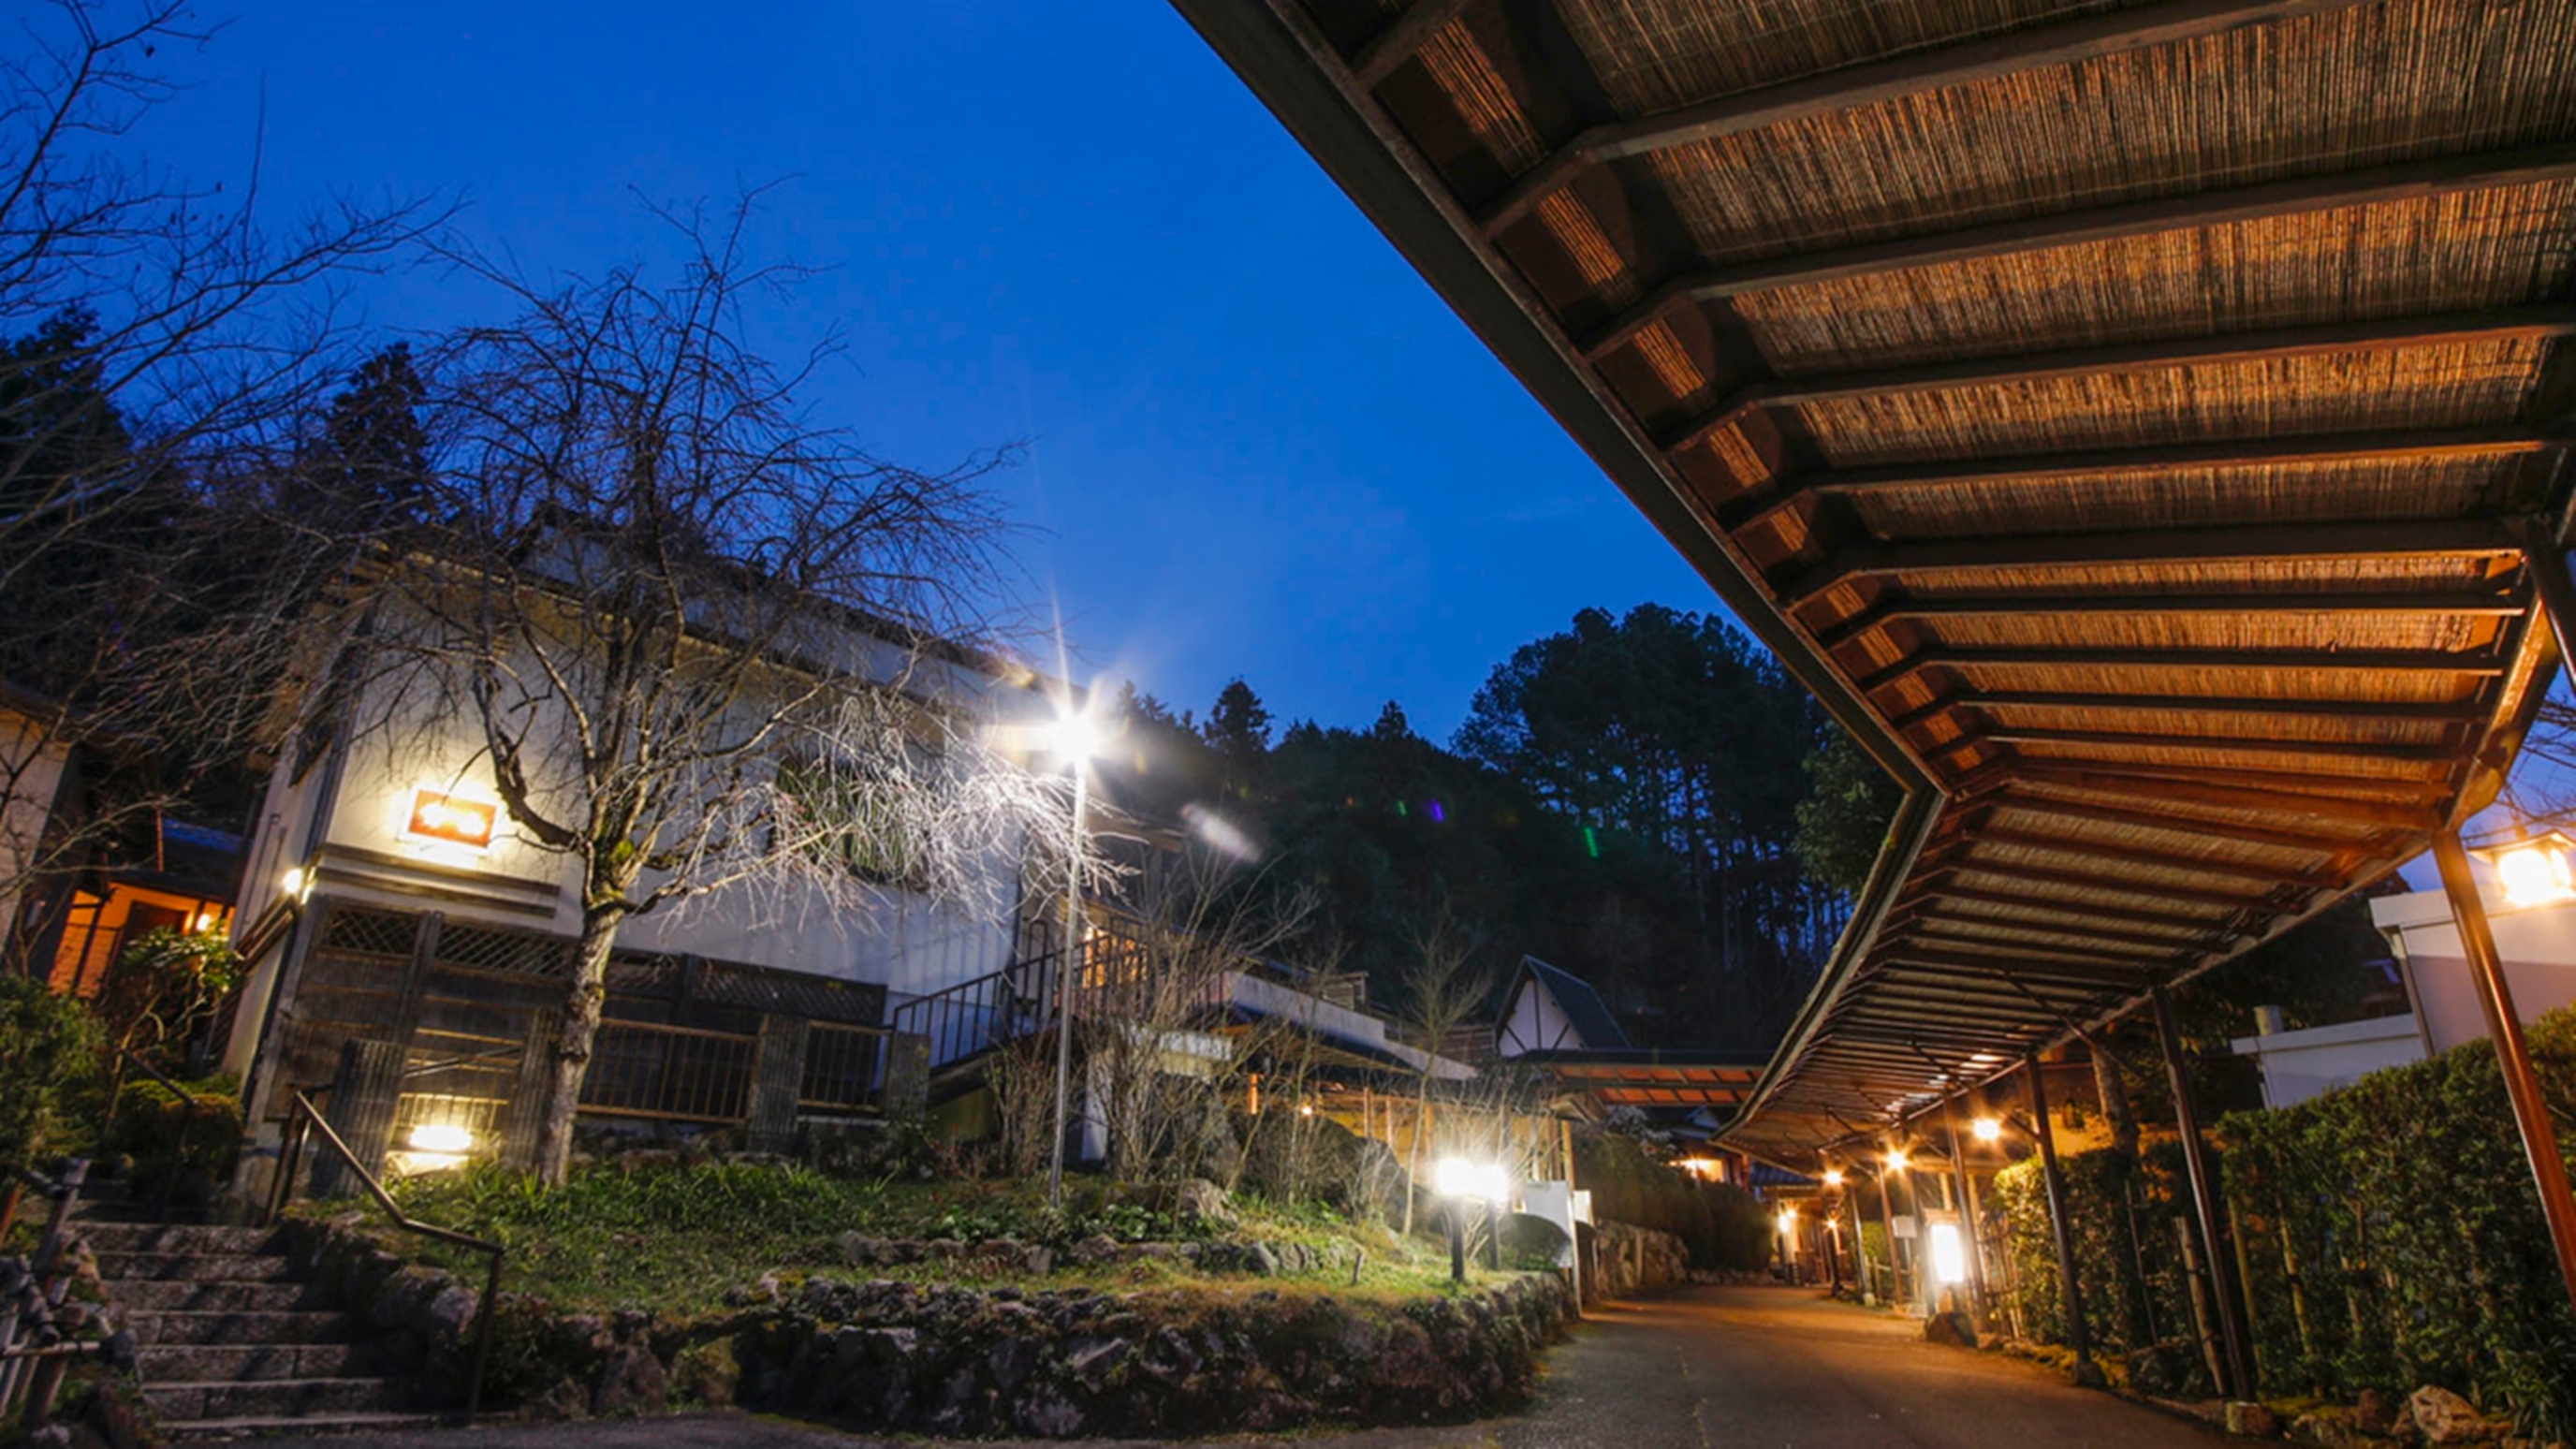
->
120, 2, 1714, 741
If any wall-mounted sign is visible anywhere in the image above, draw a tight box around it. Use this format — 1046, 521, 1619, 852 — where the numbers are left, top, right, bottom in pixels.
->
402, 788, 499, 851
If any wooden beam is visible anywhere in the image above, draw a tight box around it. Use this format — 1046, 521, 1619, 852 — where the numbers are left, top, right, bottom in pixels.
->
1961, 825, 2334, 887
1852, 644, 2510, 697
1787, 517, 2522, 610
1918, 884, 2237, 934
1975, 793, 2392, 858
1824, 589, 2522, 653
1900, 914, 2193, 960
1742, 432, 2556, 540
1895, 894, 2220, 944
1887, 689, 2490, 734
1350, 0, 1476, 88
1583, 143, 2576, 358
1480, 0, 2364, 237
1652, 306, 2576, 424
1997, 760, 2455, 808
1927, 724, 2465, 766
1918, 856, 2277, 913
1875, 948, 2159, 988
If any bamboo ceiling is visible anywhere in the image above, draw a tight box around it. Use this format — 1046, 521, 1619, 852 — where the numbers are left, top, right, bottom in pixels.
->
1173, 0, 2576, 1165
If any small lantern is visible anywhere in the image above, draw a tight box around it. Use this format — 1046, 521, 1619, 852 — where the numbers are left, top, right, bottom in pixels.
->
2475, 829, 2576, 909
402, 787, 500, 851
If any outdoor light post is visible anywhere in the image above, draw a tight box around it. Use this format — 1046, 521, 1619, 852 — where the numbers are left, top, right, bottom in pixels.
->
1046, 709, 1098, 1210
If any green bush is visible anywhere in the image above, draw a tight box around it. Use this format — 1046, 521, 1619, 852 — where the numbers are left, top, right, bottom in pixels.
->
0, 971, 104, 1169
1991, 1008, 2576, 1437
101, 1073, 242, 1208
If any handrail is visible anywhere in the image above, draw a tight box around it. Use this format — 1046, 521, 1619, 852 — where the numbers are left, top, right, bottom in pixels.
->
110, 1049, 198, 1225
269, 1092, 503, 1423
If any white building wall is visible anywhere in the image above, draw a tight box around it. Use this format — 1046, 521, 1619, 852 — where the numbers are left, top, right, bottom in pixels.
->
2373, 878, 2576, 1053
0, 705, 69, 936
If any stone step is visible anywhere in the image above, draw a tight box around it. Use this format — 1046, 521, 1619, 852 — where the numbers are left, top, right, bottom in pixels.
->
109, 1279, 335, 1313
125, 1310, 355, 1347
139, 1376, 414, 1423
78, 1222, 288, 1256
95, 1251, 298, 1282
140, 1341, 370, 1383
163, 1411, 445, 1441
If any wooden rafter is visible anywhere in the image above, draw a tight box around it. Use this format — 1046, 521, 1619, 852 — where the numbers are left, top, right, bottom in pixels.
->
1824, 590, 2522, 653
1348, 0, 1476, 88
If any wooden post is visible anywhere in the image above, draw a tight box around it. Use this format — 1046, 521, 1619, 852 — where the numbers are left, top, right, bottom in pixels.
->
499, 1008, 560, 1171
1874, 1160, 1902, 1307
2151, 983, 2254, 1400
312, 1038, 403, 1198
2024, 1053, 2100, 1384
747, 1015, 810, 1153
2432, 828, 2576, 1312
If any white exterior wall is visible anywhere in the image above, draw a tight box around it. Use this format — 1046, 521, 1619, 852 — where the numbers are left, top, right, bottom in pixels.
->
0, 705, 70, 934
1498, 978, 1577, 1057
223, 594, 1062, 1076
2372, 878, 2576, 1053
2229, 1014, 2428, 1110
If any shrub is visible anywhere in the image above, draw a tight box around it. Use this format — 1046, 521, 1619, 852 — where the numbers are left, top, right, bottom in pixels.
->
1573, 1130, 1771, 1271
0, 971, 104, 1168
1991, 1007, 2576, 1437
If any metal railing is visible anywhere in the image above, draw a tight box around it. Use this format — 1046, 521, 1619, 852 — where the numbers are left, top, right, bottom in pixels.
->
264, 1092, 504, 1422
889, 951, 1058, 1070
579, 1019, 758, 1124
1, 1161, 132, 1430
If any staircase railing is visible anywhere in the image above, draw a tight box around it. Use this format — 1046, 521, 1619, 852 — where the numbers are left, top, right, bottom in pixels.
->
888, 950, 1060, 1070
264, 1091, 504, 1423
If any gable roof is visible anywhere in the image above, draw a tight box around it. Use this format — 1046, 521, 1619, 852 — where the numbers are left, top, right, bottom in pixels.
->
1513, 956, 1630, 1052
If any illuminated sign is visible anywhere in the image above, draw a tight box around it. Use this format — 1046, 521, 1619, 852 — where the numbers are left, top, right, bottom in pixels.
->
402, 788, 499, 851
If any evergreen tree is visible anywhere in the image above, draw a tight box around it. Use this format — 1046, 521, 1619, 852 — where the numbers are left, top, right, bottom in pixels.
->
1201, 678, 1273, 766
297, 343, 432, 532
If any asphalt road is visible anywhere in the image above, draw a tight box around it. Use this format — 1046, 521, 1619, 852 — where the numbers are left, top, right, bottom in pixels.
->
290, 1284, 2219, 1448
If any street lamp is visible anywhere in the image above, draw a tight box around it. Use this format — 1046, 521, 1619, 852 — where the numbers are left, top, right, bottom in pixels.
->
1045, 698, 1103, 1209
1435, 1158, 1510, 1282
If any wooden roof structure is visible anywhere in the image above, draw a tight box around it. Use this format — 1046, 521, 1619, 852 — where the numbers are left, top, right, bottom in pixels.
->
1513, 1048, 1765, 1110
1173, 0, 2576, 1166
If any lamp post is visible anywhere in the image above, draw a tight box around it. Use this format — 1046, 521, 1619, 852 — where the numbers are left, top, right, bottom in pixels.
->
1436, 1158, 1509, 1284
1045, 708, 1099, 1210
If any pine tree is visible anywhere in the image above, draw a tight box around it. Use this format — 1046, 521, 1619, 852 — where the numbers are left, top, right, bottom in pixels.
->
299, 343, 432, 532
1201, 678, 1273, 765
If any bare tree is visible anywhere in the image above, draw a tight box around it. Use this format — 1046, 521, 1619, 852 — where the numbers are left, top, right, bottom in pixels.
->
356, 198, 1085, 1182
1396, 903, 1489, 1232
0, 0, 440, 948
1084, 847, 1313, 1186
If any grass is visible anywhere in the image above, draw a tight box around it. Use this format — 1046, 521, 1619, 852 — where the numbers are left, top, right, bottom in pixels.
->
344, 1163, 1530, 1317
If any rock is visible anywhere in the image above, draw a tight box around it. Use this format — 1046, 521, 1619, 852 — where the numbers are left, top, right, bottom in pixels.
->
1016, 1381, 1088, 1438
722, 1271, 781, 1307
1067, 1335, 1133, 1389
670, 1339, 739, 1408
988, 1335, 1042, 1393
2291, 1408, 2359, 1446
837, 1231, 879, 1266
2225, 1401, 2281, 1439
1922, 1310, 1978, 1348
2357, 1389, 2399, 1436
528, 1375, 589, 1421
423, 1283, 478, 1339
1176, 1178, 1235, 1226
2068, 1356, 2109, 1389
2412, 1386, 2504, 1445
590, 1343, 667, 1415
1070, 1233, 1121, 1266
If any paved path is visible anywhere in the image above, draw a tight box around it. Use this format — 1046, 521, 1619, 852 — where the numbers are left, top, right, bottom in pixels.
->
289, 1284, 2218, 1448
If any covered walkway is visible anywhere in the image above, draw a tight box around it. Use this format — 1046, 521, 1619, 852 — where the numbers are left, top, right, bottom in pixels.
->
1172, 0, 2576, 1389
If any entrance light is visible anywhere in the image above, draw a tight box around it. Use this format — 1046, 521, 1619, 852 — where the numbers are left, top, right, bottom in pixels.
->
2479, 830, 2576, 908
1822, 1168, 1844, 1188
1883, 1147, 1910, 1172
1929, 1222, 1968, 1284
1972, 1116, 2004, 1142
1776, 1208, 1797, 1236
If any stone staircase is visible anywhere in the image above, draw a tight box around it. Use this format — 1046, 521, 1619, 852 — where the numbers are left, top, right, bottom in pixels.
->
75, 1187, 435, 1439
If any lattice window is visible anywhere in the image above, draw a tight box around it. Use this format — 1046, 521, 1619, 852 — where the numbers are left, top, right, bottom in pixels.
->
436, 922, 573, 979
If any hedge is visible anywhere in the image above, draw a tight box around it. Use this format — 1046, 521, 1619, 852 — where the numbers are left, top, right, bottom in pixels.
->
1990, 1007, 2576, 1438
1572, 1132, 1772, 1272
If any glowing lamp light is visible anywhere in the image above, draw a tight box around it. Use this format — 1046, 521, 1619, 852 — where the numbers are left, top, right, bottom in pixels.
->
408, 1123, 474, 1154
1776, 1208, 1797, 1236
280, 866, 310, 901
1298, 1104, 1315, 1118
1433, 1157, 1511, 1205
1883, 1148, 1910, 1172
2481, 830, 2576, 908
1049, 711, 1101, 768
1972, 1117, 2004, 1142
1929, 1222, 1969, 1285
402, 788, 499, 851
1822, 1168, 1845, 1188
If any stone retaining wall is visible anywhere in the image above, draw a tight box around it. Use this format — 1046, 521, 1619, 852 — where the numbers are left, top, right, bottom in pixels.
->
1587, 1220, 1690, 1301
284, 1212, 1576, 1437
